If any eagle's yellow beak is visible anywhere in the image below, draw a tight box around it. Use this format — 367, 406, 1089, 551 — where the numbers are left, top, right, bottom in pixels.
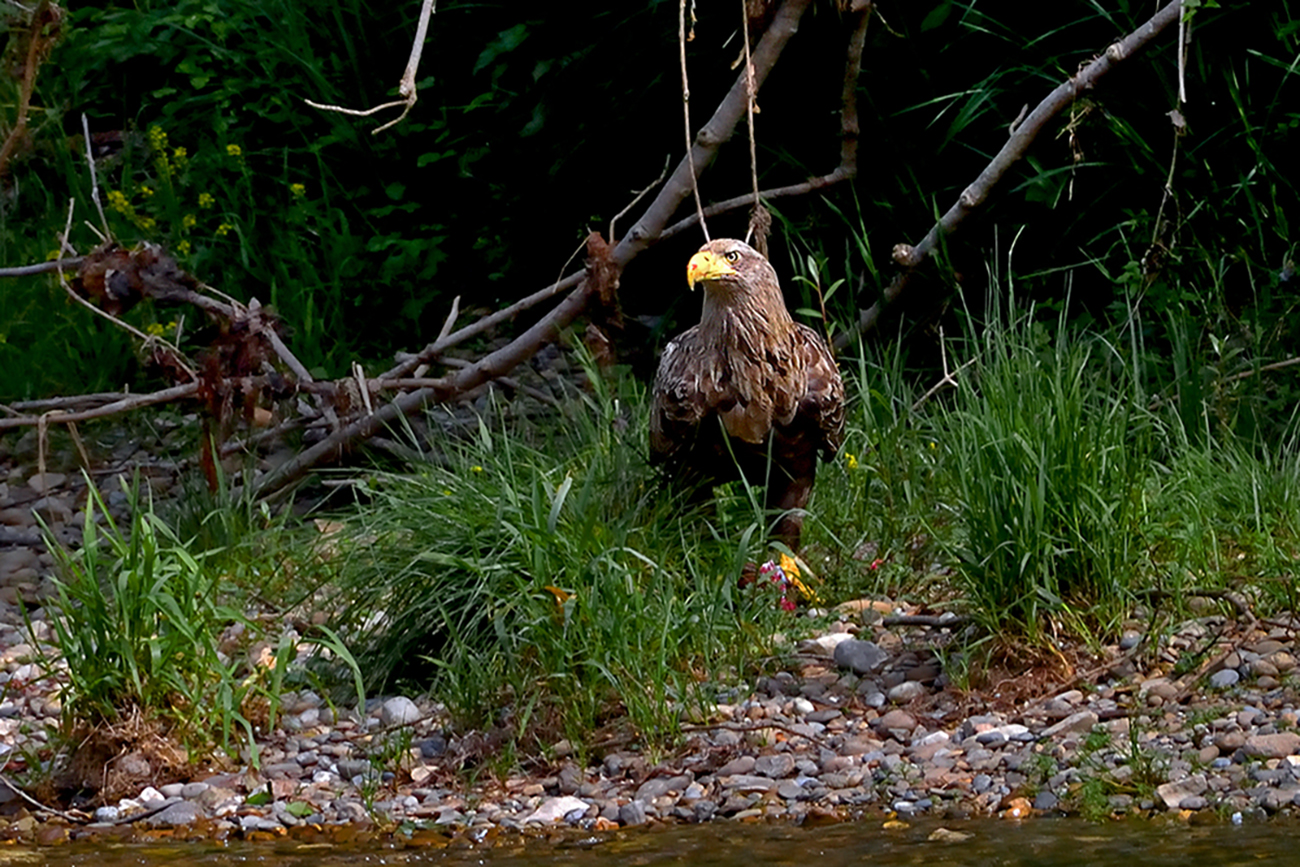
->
686, 250, 737, 289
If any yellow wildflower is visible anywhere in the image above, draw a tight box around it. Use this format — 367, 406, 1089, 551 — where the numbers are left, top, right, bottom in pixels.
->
146, 322, 165, 337
845, 452, 859, 471
140, 186, 154, 198
226, 143, 242, 158
182, 213, 197, 229
173, 146, 188, 160
147, 125, 168, 151
216, 222, 233, 237
471, 465, 484, 474
107, 190, 130, 213
137, 216, 156, 230
198, 192, 215, 209
290, 182, 306, 199
176, 239, 191, 256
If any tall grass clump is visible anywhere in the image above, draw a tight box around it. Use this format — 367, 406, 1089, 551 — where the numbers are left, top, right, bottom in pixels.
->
38, 478, 288, 760
331, 378, 783, 754
810, 334, 947, 600
1146, 424, 1300, 616
937, 302, 1155, 640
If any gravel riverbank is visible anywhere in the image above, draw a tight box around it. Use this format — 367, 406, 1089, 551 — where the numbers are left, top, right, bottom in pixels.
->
4, 441, 1300, 845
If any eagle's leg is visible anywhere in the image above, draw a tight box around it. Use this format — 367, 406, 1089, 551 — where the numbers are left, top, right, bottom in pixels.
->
766, 466, 815, 551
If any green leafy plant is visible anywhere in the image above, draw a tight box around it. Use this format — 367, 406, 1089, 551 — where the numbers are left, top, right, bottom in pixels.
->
38, 475, 274, 756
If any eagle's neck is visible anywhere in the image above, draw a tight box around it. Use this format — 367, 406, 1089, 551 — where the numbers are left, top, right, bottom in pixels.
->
699, 280, 796, 351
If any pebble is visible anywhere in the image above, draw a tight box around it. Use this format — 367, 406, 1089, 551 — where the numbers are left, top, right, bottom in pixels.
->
1210, 669, 1241, 689
379, 696, 422, 726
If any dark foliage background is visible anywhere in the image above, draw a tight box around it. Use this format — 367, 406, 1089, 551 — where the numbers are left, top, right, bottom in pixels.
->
1, 0, 1296, 428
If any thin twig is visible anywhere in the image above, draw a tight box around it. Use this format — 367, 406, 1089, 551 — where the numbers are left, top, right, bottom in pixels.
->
0, 772, 87, 824
82, 114, 111, 239
382, 272, 584, 380
910, 326, 978, 411
609, 157, 670, 244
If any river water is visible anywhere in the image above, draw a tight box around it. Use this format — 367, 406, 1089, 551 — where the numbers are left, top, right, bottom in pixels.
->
16, 818, 1300, 866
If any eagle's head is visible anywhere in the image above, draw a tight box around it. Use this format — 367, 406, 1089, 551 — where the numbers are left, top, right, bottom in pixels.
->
686, 238, 791, 328
686, 239, 775, 299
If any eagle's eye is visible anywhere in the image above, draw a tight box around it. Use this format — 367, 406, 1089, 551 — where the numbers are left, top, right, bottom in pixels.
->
724, 250, 740, 262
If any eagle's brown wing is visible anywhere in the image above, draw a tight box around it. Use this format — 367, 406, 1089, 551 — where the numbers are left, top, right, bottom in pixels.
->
793, 322, 846, 461
649, 326, 709, 466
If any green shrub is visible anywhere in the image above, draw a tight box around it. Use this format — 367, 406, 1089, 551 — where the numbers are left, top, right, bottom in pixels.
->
937, 304, 1154, 639
330, 380, 786, 753
39, 477, 271, 754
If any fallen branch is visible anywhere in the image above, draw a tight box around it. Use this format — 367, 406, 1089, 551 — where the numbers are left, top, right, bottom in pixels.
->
251, 267, 601, 498
0, 384, 199, 431
832, 0, 1183, 351
0, 257, 86, 278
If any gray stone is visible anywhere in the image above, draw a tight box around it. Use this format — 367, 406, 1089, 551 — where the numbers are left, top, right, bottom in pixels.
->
832, 639, 887, 674
753, 754, 795, 779
618, 800, 648, 826
145, 800, 201, 827
1032, 791, 1058, 811
520, 796, 589, 824
1245, 733, 1300, 759
777, 780, 809, 800
692, 799, 718, 822
379, 696, 421, 726
717, 755, 756, 776
180, 782, 209, 799
635, 774, 691, 801
240, 814, 284, 832
1041, 710, 1099, 738
721, 774, 777, 792
887, 681, 926, 703
1210, 669, 1240, 689
1157, 773, 1208, 810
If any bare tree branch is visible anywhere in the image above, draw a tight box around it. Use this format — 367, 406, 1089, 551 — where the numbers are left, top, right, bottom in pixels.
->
0, 384, 200, 431
833, 0, 1183, 351
251, 272, 599, 498
658, 2, 869, 244
612, 0, 814, 268
0, 258, 86, 277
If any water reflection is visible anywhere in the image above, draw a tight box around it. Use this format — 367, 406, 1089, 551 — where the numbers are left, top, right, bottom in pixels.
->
28, 818, 1300, 867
